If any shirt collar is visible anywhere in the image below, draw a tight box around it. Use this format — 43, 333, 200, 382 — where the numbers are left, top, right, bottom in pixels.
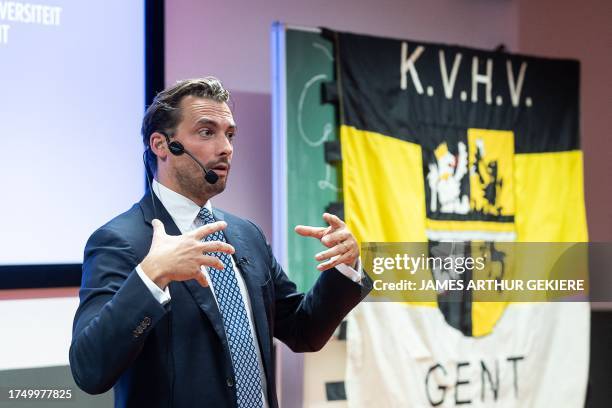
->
152, 179, 212, 234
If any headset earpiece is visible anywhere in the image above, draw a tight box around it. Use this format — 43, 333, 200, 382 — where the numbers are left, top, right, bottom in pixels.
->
168, 140, 185, 156
161, 132, 185, 156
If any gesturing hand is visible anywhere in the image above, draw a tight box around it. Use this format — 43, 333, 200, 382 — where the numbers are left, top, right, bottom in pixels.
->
294, 213, 359, 271
141, 219, 235, 289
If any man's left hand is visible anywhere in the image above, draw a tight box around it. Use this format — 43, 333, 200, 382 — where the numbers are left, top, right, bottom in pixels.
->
295, 213, 359, 271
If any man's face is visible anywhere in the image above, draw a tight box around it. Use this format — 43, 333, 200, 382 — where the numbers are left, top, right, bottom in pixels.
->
169, 95, 236, 202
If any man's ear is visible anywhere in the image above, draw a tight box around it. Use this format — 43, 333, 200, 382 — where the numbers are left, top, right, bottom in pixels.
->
150, 132, 168, 160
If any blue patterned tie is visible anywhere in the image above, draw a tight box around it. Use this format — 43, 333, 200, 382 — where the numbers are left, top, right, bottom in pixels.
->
196, 207, 264, 408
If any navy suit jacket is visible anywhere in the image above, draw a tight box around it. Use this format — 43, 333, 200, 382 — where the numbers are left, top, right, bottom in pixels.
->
69, 193, 372, 407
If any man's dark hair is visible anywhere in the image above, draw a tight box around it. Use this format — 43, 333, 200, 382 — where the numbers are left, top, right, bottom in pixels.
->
142, 77, 230, 173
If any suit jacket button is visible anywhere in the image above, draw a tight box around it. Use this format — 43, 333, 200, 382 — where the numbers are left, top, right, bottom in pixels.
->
226, 377, 234, 387
143, 317, 151, 326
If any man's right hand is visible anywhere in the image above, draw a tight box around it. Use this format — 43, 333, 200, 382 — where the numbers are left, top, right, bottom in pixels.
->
140, 219, 234, 289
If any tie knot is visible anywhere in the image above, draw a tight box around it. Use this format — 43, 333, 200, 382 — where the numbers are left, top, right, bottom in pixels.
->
197, 207, 215, 224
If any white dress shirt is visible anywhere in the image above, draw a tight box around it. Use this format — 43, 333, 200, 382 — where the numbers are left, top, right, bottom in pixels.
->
136, 179, 362, 406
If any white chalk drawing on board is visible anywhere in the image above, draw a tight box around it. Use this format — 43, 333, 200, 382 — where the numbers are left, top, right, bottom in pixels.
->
296, 42, 340, 192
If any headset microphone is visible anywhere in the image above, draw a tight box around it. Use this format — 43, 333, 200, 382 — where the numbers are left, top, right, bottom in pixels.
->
161, 133, 219, 184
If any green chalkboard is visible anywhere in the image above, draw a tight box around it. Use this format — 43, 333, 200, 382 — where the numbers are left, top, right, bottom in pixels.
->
272, 25, 341, 291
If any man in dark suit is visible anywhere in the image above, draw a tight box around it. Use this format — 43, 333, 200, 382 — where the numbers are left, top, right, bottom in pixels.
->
69, 77, 371, 407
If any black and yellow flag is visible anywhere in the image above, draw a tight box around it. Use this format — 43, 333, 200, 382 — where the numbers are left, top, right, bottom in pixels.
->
336, 31, 587, 245
335, 31, 589, 406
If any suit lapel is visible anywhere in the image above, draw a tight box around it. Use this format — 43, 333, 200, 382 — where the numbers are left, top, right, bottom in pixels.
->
139, 193, 229, 349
